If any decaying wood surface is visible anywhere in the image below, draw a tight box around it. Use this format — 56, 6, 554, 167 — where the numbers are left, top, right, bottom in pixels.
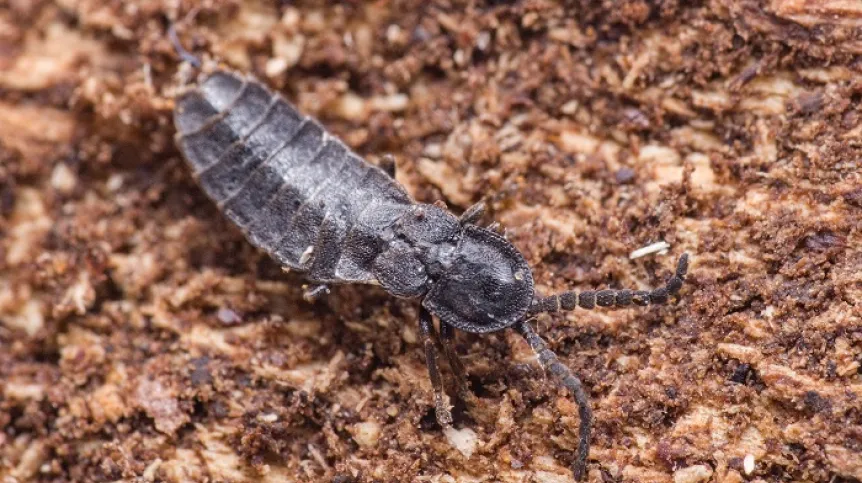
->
1, 1, 860, 482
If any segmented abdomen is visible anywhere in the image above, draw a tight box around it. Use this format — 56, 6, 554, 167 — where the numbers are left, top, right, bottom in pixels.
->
174, 71, 412, 281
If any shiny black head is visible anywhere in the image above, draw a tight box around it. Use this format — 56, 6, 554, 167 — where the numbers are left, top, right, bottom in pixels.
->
422, 225, 534, 333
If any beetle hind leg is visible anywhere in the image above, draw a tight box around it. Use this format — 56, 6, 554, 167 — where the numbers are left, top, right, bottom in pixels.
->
168, 24, 202, 68
302, 284, 330, 302
419, 307, 453, 427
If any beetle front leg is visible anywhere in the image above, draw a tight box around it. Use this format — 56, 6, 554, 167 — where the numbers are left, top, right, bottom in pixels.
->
514, 320, 591, 481
439, 322, 471, 402
419, 307, 453, 427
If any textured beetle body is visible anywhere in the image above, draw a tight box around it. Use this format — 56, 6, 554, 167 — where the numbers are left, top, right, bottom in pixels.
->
174, 68, 689, 480
174, 71, 535, 333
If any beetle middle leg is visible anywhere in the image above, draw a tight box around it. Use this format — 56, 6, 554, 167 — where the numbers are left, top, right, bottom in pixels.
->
419, 307, 453, 427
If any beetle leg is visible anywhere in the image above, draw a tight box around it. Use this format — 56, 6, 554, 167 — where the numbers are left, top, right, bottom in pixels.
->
419, 307, 453, 427
486, 222, 506, 237
302, 284, 330, 302
514, 320, 591, 481
439, 322, 471, 401
529, 253, 689, 315
168, 24, 202, 68
459, 201, 485, 225
379, 154, 396, 178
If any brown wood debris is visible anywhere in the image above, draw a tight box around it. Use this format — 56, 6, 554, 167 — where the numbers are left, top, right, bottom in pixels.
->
1, 1, 859, 481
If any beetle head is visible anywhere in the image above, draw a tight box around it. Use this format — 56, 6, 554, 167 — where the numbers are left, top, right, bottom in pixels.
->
422, 225, 534, 333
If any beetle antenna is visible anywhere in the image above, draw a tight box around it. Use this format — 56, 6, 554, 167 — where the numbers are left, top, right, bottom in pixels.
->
529, 253, 688, 315
514, 320, 591, 480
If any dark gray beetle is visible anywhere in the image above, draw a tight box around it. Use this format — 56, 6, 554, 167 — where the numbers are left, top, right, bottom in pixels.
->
173, 68, 688, 480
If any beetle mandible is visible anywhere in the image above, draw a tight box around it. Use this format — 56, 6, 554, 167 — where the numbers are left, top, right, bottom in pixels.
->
171, 39, 688, 481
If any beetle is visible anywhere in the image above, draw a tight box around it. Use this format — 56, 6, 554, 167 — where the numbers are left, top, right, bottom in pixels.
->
172, 65, 688, 479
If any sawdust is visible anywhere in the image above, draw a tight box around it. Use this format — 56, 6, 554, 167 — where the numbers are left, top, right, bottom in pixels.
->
1, 1, 860, 482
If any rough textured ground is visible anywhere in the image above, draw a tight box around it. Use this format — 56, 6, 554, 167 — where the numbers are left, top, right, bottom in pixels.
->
1, 1, 860, 482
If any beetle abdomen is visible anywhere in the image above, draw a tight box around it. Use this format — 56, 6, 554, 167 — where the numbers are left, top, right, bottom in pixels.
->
174, 71, 412, 280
